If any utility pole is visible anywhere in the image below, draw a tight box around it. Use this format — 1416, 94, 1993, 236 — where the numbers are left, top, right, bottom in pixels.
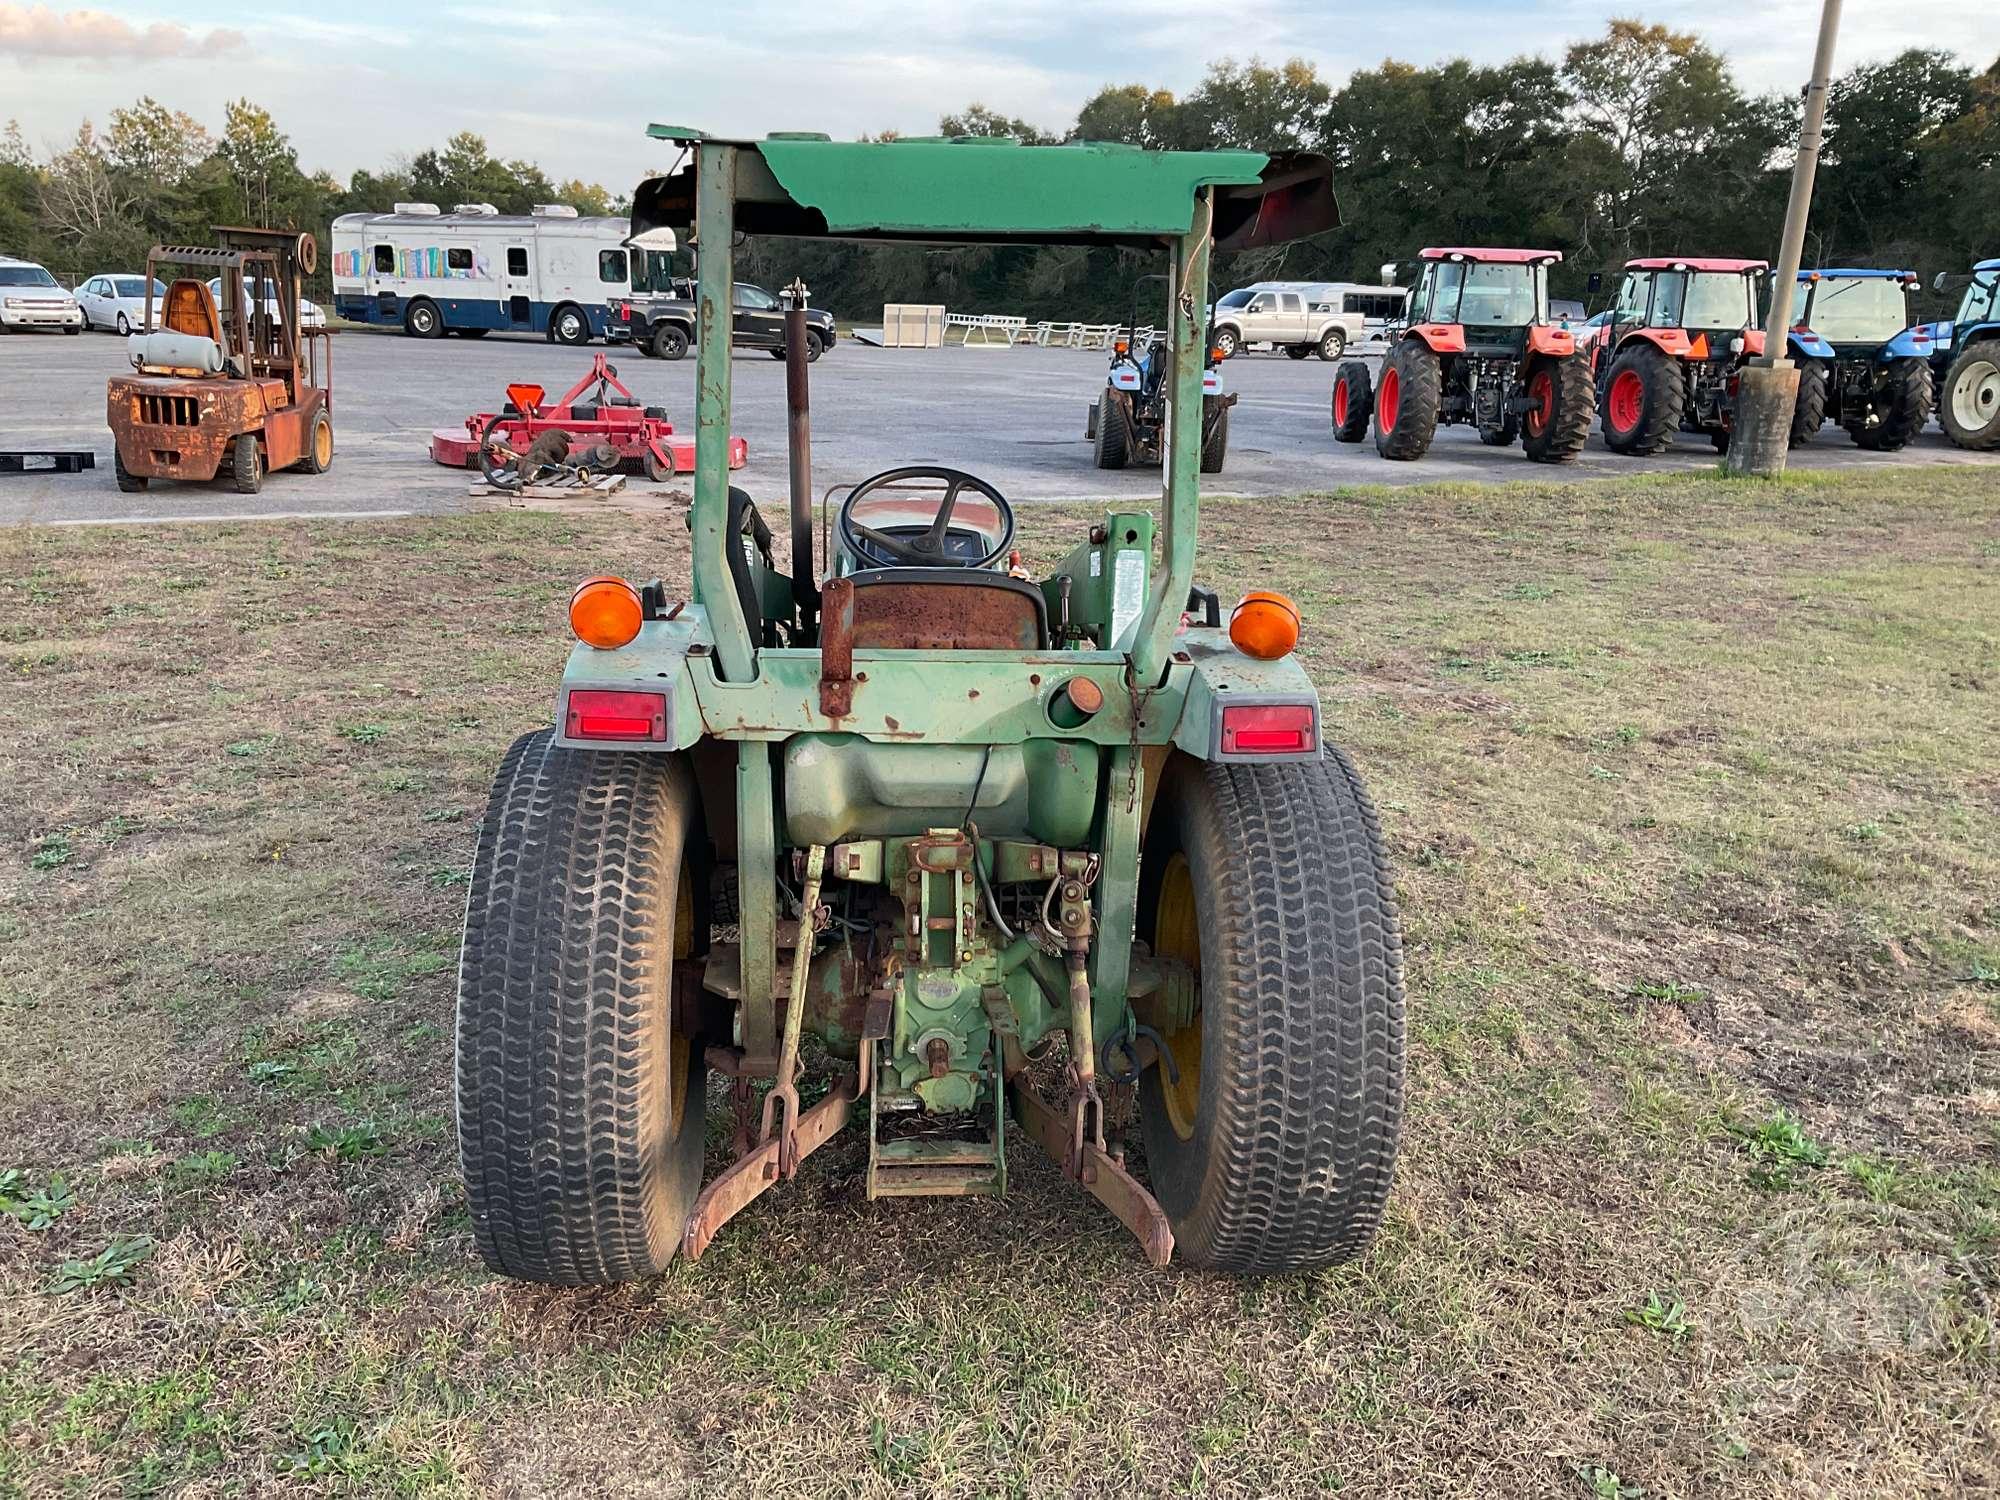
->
1727, 0, 1843, 477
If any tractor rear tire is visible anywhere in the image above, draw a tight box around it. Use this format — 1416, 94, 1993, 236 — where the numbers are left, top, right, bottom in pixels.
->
1136, 749, 1406, 1274
457, 730, 708, 1285
230, 433, 262, 494
1939, 344, 2000, 449
1373, 341, 1439, 460
1600, 343, 1683, 455
1200, 398, 1228, 474
1331, 361, 1373, 443
1788, 360, 1828, 447
1852, 357, 1932, 451
1521, 353, 1595, 464
1093, 391, 1130, 469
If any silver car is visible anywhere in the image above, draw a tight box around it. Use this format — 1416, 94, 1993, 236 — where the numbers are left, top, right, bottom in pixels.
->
76, 274, 166, 335
205, 276, 327, 332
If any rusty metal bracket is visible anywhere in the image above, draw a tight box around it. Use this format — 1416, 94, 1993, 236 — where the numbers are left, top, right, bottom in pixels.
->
819, 576, 854, 717
682, 1071, 860, 1260
759, 843, 827, 1179
1010, 1080, 1174, 1268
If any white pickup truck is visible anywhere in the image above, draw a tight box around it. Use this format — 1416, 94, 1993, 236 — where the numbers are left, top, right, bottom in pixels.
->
1210, 281, 1367, 361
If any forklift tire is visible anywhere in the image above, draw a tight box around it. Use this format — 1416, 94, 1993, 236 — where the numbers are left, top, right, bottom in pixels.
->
651, 324, 689, 360
1316, 328, 1347, 361
551, 305, 591, 346
1373, 340, 1439, 460
1852, 357, 1932, 451
457, 732, 707, 1285
1939, 344, 2000, 450
113, 449, 147, 493
1137, 749, 1405, 1274
230, 434, 262, 495
1200, 399, 1228, 474
300, 410, 334, 474
1331, 361, 1372, 443
1520, 353, 1595, 464
404, 298, 445, 340
1789, 360, 1828, 447
1093, 392, 1131, 469
1600, 343, 1683, 456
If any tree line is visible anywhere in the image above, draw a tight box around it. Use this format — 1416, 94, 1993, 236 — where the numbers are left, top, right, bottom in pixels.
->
4, 20, 1995, 321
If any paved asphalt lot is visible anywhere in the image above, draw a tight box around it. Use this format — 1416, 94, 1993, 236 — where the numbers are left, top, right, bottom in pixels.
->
3, 325, 1994, 524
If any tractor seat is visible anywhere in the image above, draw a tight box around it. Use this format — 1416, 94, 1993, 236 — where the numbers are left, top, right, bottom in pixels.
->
847, 569, 1047, 650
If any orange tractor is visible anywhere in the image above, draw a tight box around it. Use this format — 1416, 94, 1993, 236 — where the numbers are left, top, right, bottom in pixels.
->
107, 228, 332, 495
1332, 247, 1594, 462
1588, 256, 1768, 454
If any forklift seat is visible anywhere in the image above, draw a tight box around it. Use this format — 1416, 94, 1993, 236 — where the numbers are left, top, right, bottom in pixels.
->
847, 569, 1048, 650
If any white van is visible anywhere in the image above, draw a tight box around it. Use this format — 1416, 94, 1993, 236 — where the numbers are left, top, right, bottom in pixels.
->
1209, 280, 1408, 359
329, 204, 678, 344
0, 256, 83, 334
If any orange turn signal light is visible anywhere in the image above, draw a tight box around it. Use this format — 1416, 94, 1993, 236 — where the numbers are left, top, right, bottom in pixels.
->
1114, 339, 1129, 355
569, 576, 644, 650
1228, 590, 1301, 660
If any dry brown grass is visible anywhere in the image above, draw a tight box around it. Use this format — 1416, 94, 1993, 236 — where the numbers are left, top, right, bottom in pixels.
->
0, 465, 1995, 1497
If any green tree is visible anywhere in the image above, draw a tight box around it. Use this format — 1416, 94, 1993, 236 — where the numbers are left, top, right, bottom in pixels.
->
1821, 50, 1976, 260
938, 104, 1057, 144
1073, 84, 1186, 149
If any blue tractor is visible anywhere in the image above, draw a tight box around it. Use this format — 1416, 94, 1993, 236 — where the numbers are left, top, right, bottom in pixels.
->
1781, 269, 1936, 450
1922, 259, 2000, 450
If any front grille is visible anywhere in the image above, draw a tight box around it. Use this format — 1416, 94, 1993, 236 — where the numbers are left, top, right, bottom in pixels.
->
135, 394, 199, 427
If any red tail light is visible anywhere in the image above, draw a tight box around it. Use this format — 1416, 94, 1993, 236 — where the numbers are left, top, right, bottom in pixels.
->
565, 689, 666, 741
1219, 703, 1316, 755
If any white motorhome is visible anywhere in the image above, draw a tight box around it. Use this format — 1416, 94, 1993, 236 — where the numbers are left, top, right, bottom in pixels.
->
329, 203, 678, 343
1209, 280, 1411, 359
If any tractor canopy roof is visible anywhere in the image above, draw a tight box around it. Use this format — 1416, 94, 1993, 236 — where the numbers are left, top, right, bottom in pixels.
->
631, 129, 1339, 249
1800, 268, 1918, 281
1626, 256, 1766, 274
1419, 247, 1561, 265
1976, 258, 2000, 274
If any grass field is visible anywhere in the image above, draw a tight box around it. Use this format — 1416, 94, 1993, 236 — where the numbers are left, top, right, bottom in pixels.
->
1, 467, 1996, 1498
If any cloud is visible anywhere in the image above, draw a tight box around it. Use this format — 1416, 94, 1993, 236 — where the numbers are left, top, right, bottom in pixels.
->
0, 3, 243, 60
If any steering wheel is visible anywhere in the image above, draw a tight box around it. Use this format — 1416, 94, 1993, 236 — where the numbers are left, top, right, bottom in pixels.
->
837, 465, 1015, 570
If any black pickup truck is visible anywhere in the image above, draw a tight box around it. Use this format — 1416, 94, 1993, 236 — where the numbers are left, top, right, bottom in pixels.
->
608, 280, 837, 362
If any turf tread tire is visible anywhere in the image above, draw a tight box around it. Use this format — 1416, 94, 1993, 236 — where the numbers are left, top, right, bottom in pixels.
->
1137, 750, 1406, 1274
456, 730, 706, 1286
230, 434, 262, 494
1093, 392, 1131, 469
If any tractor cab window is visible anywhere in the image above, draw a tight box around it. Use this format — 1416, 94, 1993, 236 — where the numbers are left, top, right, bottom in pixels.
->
1418, 262, 1463, 322
1957, 273, 1998, 327
1791, 276, 1909, 343
372, 244, 395, 273
1678, 272, 1754, 329
1455, 262, 1536, 327
1613, 273, 1650, 320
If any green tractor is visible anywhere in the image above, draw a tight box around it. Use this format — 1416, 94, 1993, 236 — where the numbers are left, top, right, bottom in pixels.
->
455, 129, 1407, 1280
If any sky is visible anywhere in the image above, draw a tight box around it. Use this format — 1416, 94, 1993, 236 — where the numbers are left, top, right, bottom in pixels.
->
2, 0, 1994, 192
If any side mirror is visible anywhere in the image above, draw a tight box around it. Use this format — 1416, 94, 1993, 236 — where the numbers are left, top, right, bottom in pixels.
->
1585, 272, 1603, 295
1933, 271, 1949, 292
1378, 263, 1398, 286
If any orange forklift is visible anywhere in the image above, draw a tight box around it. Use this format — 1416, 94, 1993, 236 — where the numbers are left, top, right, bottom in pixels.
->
107, 228, 332, 494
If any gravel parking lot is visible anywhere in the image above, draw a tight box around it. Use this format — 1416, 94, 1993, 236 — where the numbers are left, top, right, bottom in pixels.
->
3, 325, 1995, 524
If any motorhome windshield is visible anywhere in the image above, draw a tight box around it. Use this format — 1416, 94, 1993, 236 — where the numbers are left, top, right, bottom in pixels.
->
1791, 276, 1909, 344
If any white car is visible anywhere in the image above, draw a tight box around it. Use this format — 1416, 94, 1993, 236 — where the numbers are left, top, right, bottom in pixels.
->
76, 273, 166, 335
205, 276, 327, 332
0, 257, 83, 334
